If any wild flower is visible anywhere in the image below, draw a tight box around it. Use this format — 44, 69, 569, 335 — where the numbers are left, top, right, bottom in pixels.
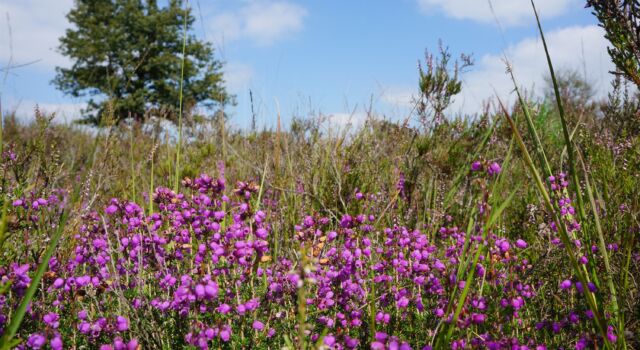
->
0, 160, 633, 349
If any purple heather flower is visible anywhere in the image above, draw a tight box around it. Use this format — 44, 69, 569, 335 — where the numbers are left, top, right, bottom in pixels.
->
204, 283, 218, 298
127, 339, 139, 350
116, 316, 129, 332
396, 171, 406, 197
217, 303, 231, 314
575, 281, 584, 293
345, 336, 359, 348
78, 321, 91, 334
105, 204, 118, 215
515, 239, 528, 249
252, 320, 265, 331
267, 328, 276, 338
511, 296, 524, 310
471, 313, 486, 324
471, 161, 482, 171
303, 215, 314, 227
124, 203, 135, 214
92, 238, 107, 250
340, 214, 354, 228
204, 328, 216, 340
560, 279, 572, 290
27, 333, 46, 349
114, 337, 126, 350
50, 335, 63, 350
371, 341, 385, 350
397, 296, 410, 308
52, 278, 64, 289
434, 260, 445, 271
256, 228, 268, 239
576, 338, 588, 350
452, 339, 466, 349
498, 240, 510, 252
607, 325, 617, 343
78, 310, 88, 320
220, 327, 231, 342
488, 162, 501, 175
324, 335, 336, 346
375, 332, 388, 342
194, 284, 206, 299
43, 312, 60, 329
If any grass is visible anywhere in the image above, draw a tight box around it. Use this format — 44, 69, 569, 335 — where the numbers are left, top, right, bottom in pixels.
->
0, 2, 639, 349
0, 88, 638, 348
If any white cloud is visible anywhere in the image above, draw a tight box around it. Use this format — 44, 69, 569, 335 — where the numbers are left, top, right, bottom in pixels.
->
379, 86, 416, 108
452, 25, 614, 115
4, 97, 85, 123
418, 0, 575, 26
318, 112, 369, 133
209, 1, 307, 46
36, 102, 85, 123
223, 62, 254, 92
0, 0, 73, 70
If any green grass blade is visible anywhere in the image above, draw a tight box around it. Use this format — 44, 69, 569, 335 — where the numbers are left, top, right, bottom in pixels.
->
0, 196, 9, 249
173, 1, 189, 192
498, 97, 611, 346
0, 210, 69, 347
487, 189, 517, 228
443, 122, 495, 207
530, 0, 586, 222
578, 150, 623, 347
507, 69, 553, 179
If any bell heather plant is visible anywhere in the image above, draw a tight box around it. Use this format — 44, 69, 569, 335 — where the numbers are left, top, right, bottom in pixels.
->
0, 1, 638, 349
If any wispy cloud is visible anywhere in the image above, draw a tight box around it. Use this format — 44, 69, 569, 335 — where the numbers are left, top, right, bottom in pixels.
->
4, 97, 85, 123
323, 111, 368, 132
0, 0, 73, 70
223, 62, 254, 92
452, 25, 614, 115
379, 86, 416, 109
417, 0, 576, 26
209, 1, 308, 47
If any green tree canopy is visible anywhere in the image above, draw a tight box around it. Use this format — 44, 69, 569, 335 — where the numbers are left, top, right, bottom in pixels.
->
53, 0, 232, 125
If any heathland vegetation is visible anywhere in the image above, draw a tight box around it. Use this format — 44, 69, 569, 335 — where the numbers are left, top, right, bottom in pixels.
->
0, 0, 639, 349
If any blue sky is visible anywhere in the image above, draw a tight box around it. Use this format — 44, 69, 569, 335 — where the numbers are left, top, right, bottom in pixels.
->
0, 0, 612, 128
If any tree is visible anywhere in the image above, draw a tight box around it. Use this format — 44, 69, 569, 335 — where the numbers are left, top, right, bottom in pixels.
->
53, 0, 232, 125
543, 69, 596, 118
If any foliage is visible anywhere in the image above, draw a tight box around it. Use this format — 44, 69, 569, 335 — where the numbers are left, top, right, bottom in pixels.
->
600, 76, 640, 139
586, 0, 640, 89
52, 0, 231, 125
1, 1, 640, 348
0, 89, 638, 347
416, 43, 473, 129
